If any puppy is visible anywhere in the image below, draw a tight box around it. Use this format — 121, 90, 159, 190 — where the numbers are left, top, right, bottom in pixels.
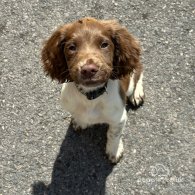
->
41, 17, 144, 163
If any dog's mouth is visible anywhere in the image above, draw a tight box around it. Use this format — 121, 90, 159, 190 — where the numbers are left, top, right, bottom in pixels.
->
79, 77, 106, 86
79, 68, 111, 86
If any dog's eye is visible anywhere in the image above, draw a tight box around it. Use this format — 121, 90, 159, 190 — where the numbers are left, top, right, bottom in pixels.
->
68, 44, 77, 51
100, 42, 109, 49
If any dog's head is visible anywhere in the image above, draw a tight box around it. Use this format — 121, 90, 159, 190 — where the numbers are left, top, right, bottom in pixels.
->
42, 17, 141, 87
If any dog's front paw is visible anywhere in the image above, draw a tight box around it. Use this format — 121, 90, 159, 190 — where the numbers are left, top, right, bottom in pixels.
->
129, 73, 145, 107
130, 85, 145, 107
106, 139, 124, 164
71, 118, 82, 132
130, 91, 144, 107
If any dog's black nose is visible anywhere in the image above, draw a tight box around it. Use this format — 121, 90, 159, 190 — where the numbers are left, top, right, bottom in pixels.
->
81, 64, 98, 79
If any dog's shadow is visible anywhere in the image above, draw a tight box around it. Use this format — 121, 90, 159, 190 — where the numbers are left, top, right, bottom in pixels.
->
32, 123, 114, 195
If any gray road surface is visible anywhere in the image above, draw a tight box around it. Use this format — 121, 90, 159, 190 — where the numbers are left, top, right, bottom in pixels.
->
0, 0, 195, 194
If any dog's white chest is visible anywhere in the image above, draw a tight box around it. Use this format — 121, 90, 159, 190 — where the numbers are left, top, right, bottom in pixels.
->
60, 80, 124, 126
79, 103, 103, 123
61, 83, 106, 124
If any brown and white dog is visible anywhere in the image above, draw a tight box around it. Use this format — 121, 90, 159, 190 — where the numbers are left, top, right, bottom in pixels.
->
41, 17, 144, 163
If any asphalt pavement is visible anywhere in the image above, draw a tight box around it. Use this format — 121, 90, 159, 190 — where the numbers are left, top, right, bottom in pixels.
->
0, 0, 194, 194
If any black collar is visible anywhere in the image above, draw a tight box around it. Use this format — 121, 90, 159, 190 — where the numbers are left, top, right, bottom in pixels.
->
75, 83, 108, 100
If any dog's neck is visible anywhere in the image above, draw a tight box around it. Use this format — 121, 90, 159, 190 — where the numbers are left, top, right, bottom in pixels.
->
75, 83, 108, 100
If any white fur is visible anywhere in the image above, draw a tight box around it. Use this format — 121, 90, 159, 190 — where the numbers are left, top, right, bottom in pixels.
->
129, 73, 144, 105
61, 79, 127, 163
126, 72, 135, 97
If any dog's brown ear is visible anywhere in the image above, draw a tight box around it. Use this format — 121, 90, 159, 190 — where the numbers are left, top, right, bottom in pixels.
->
41, 25, 71, 83
102, 20, 142, 79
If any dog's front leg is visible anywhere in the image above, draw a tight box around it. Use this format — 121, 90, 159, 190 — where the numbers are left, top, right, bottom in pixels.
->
106, 112, 127, 163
